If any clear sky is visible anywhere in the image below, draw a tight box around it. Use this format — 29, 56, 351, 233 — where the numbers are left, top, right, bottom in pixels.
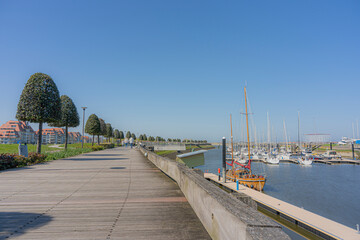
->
0, 0, 359, 142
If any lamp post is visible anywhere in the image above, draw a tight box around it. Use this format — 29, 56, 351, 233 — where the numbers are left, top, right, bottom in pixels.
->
81, 107, 87, 148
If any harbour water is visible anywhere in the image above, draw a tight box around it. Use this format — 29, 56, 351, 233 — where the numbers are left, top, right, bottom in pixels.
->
199, 148, 360, 234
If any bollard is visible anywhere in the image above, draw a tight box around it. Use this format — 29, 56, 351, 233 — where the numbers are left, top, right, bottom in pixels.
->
330, 142, 332, 150
222, 137, 226, 183
218, 168, 221, 181
357, 224, 359, 233
236, 180, 239, 191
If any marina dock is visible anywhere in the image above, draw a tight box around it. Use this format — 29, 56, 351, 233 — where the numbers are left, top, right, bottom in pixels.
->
250, 158, 360, 165
204, 173, 360, 240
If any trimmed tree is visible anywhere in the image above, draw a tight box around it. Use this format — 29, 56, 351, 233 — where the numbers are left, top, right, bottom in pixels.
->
85, 114, 101, 145
98, 118, 106, 144
119, 131, 124, 140
49, 95, 79, 150
114, 129, 120, 139
131, 133, 136, 140
105, 123, 113, 142
126, 131, 131, 139
16, 73, 61, 153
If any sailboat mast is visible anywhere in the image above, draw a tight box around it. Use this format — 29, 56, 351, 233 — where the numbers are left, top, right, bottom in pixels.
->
230, 114, 234, 163
283, 120, 289, 152
298, 111, 301, 152
267, 112, 271, 152
244, 87, 251, 169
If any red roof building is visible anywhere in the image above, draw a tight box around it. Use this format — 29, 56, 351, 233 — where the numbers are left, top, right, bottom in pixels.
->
0, 121, 35, 144
35, 128, 82, 144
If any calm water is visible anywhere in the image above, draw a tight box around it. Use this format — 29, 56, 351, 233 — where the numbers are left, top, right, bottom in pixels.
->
199, 148, 360, 230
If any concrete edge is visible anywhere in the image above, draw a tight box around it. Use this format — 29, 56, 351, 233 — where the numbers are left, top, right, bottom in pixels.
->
139, 147, 290, 240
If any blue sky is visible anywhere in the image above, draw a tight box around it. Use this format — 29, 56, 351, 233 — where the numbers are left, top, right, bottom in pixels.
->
0, 0, 359, 142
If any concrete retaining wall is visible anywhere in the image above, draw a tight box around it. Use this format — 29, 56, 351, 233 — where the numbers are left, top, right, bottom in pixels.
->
139, 147, 290, 240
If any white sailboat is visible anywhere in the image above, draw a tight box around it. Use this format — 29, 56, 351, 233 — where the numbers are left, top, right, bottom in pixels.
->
298, 155, 313, 165
296, 111, 313, 165
265, 153, 280, 164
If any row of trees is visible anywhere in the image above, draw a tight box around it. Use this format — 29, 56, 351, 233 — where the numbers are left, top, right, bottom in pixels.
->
85, 114, 123, 145
137, 134, 207, 143
85, 117, 139, 145
16, 73, 80, 153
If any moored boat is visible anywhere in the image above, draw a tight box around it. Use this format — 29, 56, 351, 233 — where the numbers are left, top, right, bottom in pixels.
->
264, 153, 279, 164
297, 155, 313, 165
225, 87, 266, 191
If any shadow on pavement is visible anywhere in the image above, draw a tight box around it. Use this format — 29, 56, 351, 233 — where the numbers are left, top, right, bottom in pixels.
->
0, 212, 52, 239
0, 166, 35, 173
65, 157, 129, 161
82, 154, 124, 157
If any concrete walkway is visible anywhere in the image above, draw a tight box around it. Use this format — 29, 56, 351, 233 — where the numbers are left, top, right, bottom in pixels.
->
0, 148, 210, 240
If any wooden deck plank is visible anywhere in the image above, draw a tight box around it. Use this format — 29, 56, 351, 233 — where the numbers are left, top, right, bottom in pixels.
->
0, 148, 210, 240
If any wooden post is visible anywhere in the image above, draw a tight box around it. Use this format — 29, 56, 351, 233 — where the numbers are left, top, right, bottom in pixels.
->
330, 142, 332, 150
222, 137, 226, 183
352, 142, 355, 159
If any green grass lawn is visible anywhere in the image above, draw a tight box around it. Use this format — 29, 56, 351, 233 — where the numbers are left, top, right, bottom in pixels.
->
0, 143, 108, 171
155, 150, 176, 156
186, 144, 214, 150
0, 144, 57, 154
58, 143, 93, 149
0, 143, 94, 161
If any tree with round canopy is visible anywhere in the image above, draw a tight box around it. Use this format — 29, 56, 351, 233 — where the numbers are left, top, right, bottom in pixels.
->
16, 73, 61, 153
49, 95, 79, 150
85, 114, 101, 146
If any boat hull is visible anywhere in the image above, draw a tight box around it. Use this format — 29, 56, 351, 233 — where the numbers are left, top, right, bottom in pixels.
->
226, 170, 266, 191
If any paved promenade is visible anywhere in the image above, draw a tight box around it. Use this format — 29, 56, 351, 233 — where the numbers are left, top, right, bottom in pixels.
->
0, 147, 210, 239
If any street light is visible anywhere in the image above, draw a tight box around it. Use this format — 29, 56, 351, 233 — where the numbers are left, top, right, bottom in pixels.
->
81, 107, 87, 148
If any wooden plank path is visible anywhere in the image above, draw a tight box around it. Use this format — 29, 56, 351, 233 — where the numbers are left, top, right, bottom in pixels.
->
0, 148, 210, 240
205, 173, 360, 240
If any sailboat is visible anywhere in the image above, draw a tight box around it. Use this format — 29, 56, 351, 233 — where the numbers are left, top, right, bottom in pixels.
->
296, 111, 313, 166
298, 155, 313, 165
264, 112, 279, 164
226, 87, 266, 191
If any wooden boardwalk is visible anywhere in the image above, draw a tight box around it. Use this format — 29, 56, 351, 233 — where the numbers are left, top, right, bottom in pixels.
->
205, 173, 360, 240
0, 148, 210, 240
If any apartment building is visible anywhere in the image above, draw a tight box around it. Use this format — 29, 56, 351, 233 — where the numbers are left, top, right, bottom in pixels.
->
0, 121, 35, 144
36, 128, 82, 144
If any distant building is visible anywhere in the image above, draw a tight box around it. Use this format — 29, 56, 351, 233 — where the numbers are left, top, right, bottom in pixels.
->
35, 128, 82, 144
83, 136, 92, 143
0, 120, 35, 144
68, 132, 81, 144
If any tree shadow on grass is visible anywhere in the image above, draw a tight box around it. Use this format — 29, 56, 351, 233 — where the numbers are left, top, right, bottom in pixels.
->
0, 212, 52, 239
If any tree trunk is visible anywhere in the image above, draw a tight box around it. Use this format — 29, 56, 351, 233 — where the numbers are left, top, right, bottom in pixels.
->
37, 122, 43, 154
65, 125, 68, 150
97, 135, 100, 145
92, 135, 94, 146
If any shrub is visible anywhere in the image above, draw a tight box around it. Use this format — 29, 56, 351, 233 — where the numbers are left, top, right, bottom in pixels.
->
27, 153, 47, 164
100, 143, 114, 149
0, 153, 48, 170
0, 154, 16, 170
91, 146, 104, 151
